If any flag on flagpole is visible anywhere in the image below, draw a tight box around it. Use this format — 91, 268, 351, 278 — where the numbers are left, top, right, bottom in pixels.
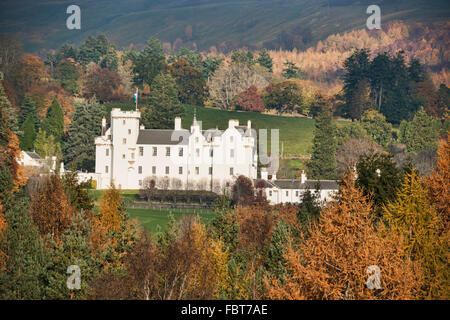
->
134, 88, 138, 109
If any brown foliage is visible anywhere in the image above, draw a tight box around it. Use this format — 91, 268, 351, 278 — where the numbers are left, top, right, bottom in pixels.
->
29, 174, 76, 241
265, 173, 423, 300
235, 86, 264, 112
83, 64, 123, 102
425, 135, 450, 231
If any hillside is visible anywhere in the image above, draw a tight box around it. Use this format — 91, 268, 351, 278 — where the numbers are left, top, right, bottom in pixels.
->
1, 0, 448, 53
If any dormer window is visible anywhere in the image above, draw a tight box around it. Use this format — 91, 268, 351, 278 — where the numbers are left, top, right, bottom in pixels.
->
128, 129, 131, 135
230, 136, 234, 143
123, 120, 126, 125
195, 137, 199, 143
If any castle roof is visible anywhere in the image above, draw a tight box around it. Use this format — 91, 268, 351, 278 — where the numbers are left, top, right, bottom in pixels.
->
255, 179, 339, 190
136, 129, 190, 145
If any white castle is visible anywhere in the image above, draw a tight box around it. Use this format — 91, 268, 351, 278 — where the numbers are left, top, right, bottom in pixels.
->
94, 108, 258, 191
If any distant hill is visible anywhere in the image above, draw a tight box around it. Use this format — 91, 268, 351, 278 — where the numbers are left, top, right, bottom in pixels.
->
0, 0, 448, 53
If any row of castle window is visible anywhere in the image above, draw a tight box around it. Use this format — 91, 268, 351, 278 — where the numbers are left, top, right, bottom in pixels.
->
105, 165, 234, 176
107, 147, 234, 158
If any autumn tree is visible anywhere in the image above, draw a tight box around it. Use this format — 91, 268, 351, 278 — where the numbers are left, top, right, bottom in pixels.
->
336, 137, 383, 175
266, 173, 423, 300
263, 80, 302, 115
83, 64, 123, 102
383, 170, 449, 299
235, 86, 264, 112
424, 135, 450, 230
29, 174, 76, 241
231, 175, 256, 207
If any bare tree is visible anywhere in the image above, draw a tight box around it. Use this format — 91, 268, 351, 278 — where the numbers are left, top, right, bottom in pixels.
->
336, 138, 383, 175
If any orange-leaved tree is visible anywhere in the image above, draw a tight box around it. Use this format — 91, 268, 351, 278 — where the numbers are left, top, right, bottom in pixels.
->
266, 172, 423, 300
29, 174, 75, 242
424, 134, 450, 231
384, 170, 449, 299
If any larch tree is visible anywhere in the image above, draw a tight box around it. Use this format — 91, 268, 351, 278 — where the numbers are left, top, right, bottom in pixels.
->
266, 173, 423, 300
383, 170, 449, 299
424, 135, 450, 230
29, 174, 76, 242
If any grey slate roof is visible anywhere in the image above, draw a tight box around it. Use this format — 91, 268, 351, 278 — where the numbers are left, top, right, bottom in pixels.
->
263, 179, 338, 190
25, 151, 42, 160
136, 129, 190, 145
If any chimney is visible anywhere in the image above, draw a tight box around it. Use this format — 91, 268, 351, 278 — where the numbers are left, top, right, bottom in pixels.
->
261, 168, 268, 180
228, 119, 239, 129
271, 173, 277, 181
174, 117, 182, 130
101, 117, 106, 135
301, 170, 307, 184
247, 120, 251, 129
140, 124, 145, 130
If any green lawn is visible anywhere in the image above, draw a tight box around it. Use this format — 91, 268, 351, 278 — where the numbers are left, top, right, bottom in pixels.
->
127, 207, 216, 234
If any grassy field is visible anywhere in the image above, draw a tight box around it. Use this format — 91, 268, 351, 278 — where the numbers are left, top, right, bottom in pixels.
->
127, 207, 216, 234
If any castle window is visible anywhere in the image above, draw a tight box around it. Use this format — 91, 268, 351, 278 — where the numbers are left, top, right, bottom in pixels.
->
195, 137, 199, 143
179, 167, 183, 174
105, 166, 108, 173
152, 166, 156, 174
179, 147, 183, 156
209, 167, 212, 175
295, 191, 299, 197
269, 190, 272, 197
122, 154, 125, 159
166, 147, 170, 156
153, 147, 157, 156
138, 166, 142, 174
196, 148, 200, 157
210, 149, 213, 157
230, 149, 234, 158
123, 138, 126, 144
195, 167, 199, 175
139, 147, 144, 156
131, 152, 135, 159
230, 136, 234, 143
123, 120, 126, 125
139, 180, 142, 186
286, 191, 289, 196
230, 167, 234, 175
165, 166, 170, 175
106, 149, 109, 156
128, 129, 131, 135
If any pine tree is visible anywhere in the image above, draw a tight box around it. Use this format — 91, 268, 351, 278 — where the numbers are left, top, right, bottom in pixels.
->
19, 114, 36, 150
307, 105, 337, 179
257, 50, 273, 72
42, 98, 64, 143
18, 94, 39, 129
141, 73, 184, 129
383, 170, 448, 299
0, 194, 47, 299
63, 98, 105, 171
282, 61, 305, 79
361, 109, 393, 147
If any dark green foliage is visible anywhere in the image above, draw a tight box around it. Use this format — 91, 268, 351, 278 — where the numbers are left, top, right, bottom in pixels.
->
257, 50, 273, 72
55, 60, 79, 94
132, 38, 167, 87
356, 153, 401, 208
202, 56, 223, 80
141, 73, 184, 129
398, 107, 441, 154
307, 105, 337, 180
335, 122, 367, 146
19, 114, 36, 150
210, 209, 239, 252
44, 212, 101, 299
169, 58, 207, 106
42, 98, 64, 143
18, 94, 39, 129
282, 61, 305, 79
168, 48, 203, 71
63, 98, 105, 172
360, 109, 393, 147
264, 80, 302, 114
297, 186, 322, 236
78, 35, 117, 69
62, 170, 94, 212
344, 49, 425, 123
263, 220, 290, 279
0, 165, 14, 206
231, 50, 255, 67
0, 194, 47, 299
